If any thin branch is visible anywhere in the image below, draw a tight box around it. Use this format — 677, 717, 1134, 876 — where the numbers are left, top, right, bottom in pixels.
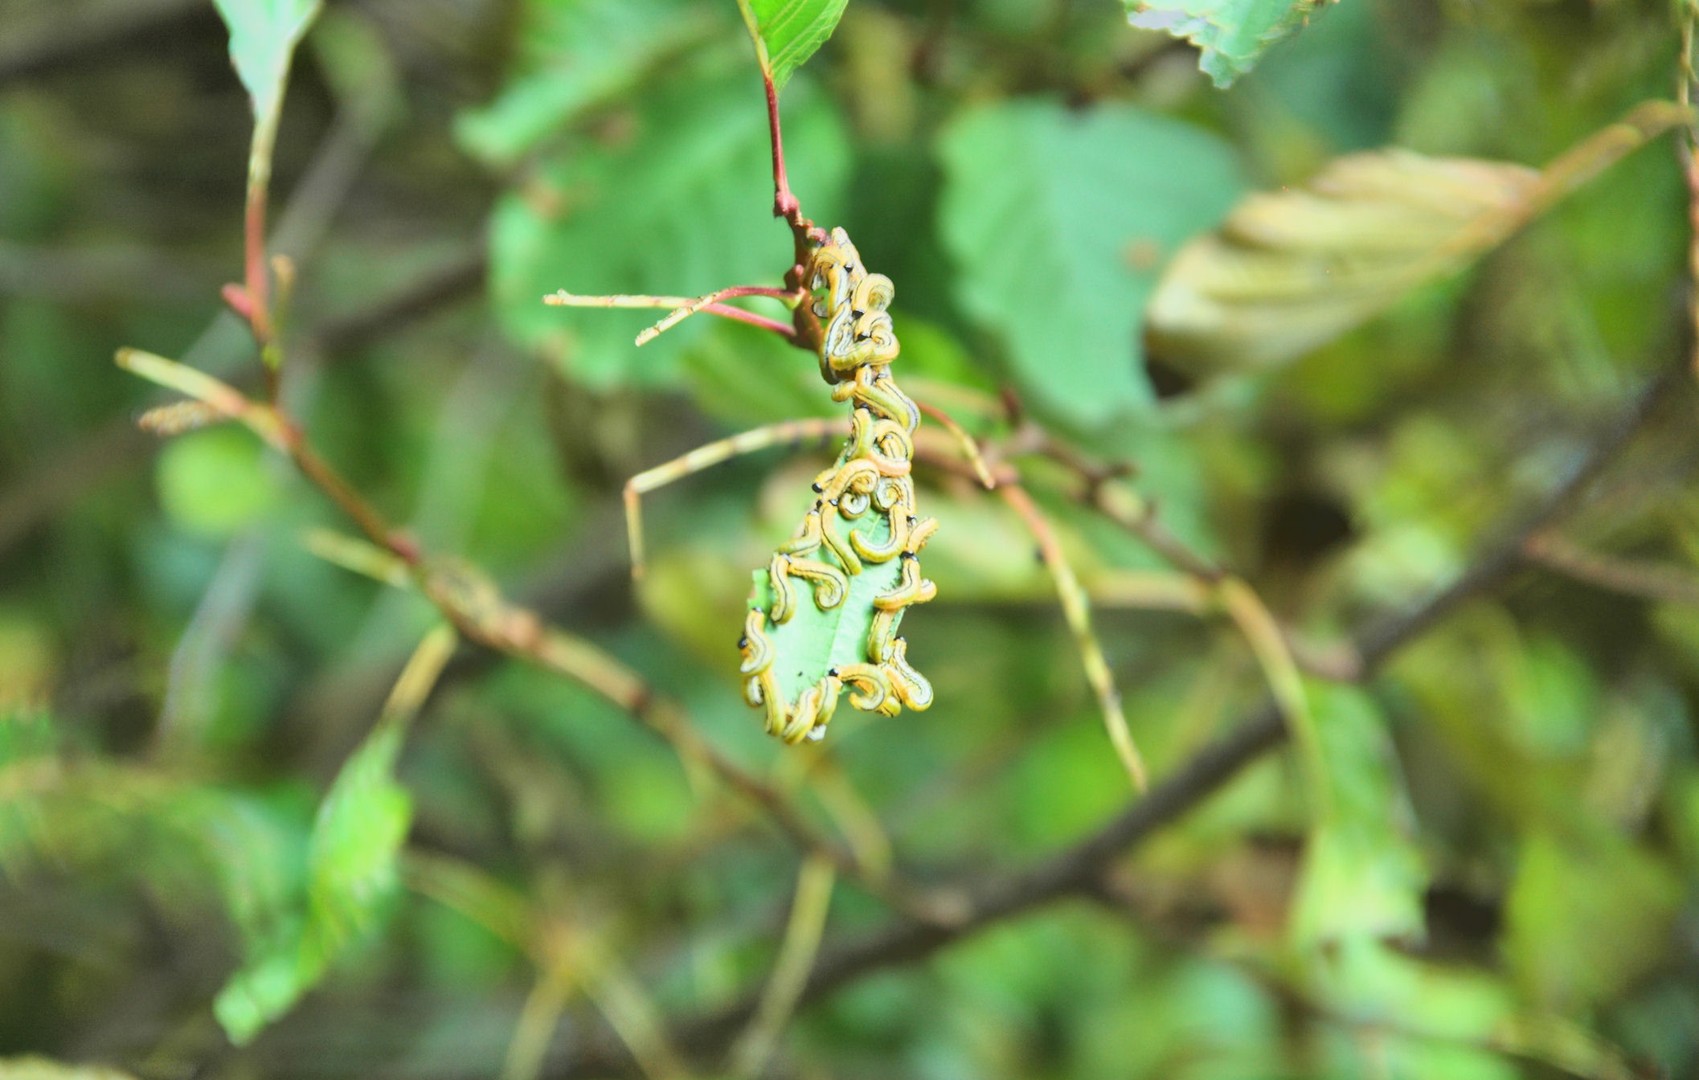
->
998, 483, 1148, 791
1522, 532, 1699, 607
727, 855, 836, 1078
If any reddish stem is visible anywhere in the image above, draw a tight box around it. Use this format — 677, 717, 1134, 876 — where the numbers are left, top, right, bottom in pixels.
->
702, 302, 797, 338
765, 71, 799, 226
244, 182, 272, 345
760, 71, 830, 354
763, 71, 826, 261
710, 285, 797, 302
276, 417, 419, 566
220, 283, 254, 322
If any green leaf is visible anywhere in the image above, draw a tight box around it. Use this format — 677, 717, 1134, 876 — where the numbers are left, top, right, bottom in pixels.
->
743, 0, 850, 89
213, 722, 411, 1044
1124, 0, 1334, 87
937, 100, 1243, 428
456, 0, 719, 168
492, 64, 848, 387
1146, 102, 1690, 376
681, 317, 838, 428
214, 627, 453, 1044
210, 0, 324, 127
1504, 829, 1680, 1009
1288, 684, 1427, 948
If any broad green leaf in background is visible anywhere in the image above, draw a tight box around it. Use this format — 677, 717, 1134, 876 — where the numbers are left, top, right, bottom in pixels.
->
1145, 101, 1690, 376
456, 0, 718, 168
1125, 0, 1335, 87
740, 0, 850, 89
681, 317, 840, 428
1292, 940, 1641, 1080
938, 100, 1243, 428
214, 626, 455, 1045
492, 65, 848, 387
210, 718, 410, 1043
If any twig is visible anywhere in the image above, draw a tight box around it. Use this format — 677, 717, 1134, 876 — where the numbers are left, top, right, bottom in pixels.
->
1213, 577, 1328, 819
998, 483, 1147, 791
0, 246, 486, 563
544, 289, 798, 343
727, 855, 836, 1078
0, 101, 417, 562
1522, 532, 1699, 607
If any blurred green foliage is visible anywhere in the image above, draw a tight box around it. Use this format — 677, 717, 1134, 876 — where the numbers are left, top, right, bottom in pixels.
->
2, 0, 1699, 1078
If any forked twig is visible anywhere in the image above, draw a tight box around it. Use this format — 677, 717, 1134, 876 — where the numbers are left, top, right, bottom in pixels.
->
544, 286, 800, 344
623, 417, 848, 579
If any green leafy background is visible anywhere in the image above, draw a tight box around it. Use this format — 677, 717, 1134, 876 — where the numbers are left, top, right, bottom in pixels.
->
3, 0, 1698, 1077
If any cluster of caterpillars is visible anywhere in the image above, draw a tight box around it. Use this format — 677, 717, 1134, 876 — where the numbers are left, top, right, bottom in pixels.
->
739, 229, 938, 744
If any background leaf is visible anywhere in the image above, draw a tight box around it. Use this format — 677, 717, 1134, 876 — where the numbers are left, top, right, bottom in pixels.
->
744, 0, 850, 89
938, 100, 1243, 427
210, 718, 412, 1044
456, 0, 717, 168
1126, 0, 1334, 87
213, 627, 453, 1045
1145, 102, 1688, 376
154, 426, 280, 539
1288, 684, 1427, 948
